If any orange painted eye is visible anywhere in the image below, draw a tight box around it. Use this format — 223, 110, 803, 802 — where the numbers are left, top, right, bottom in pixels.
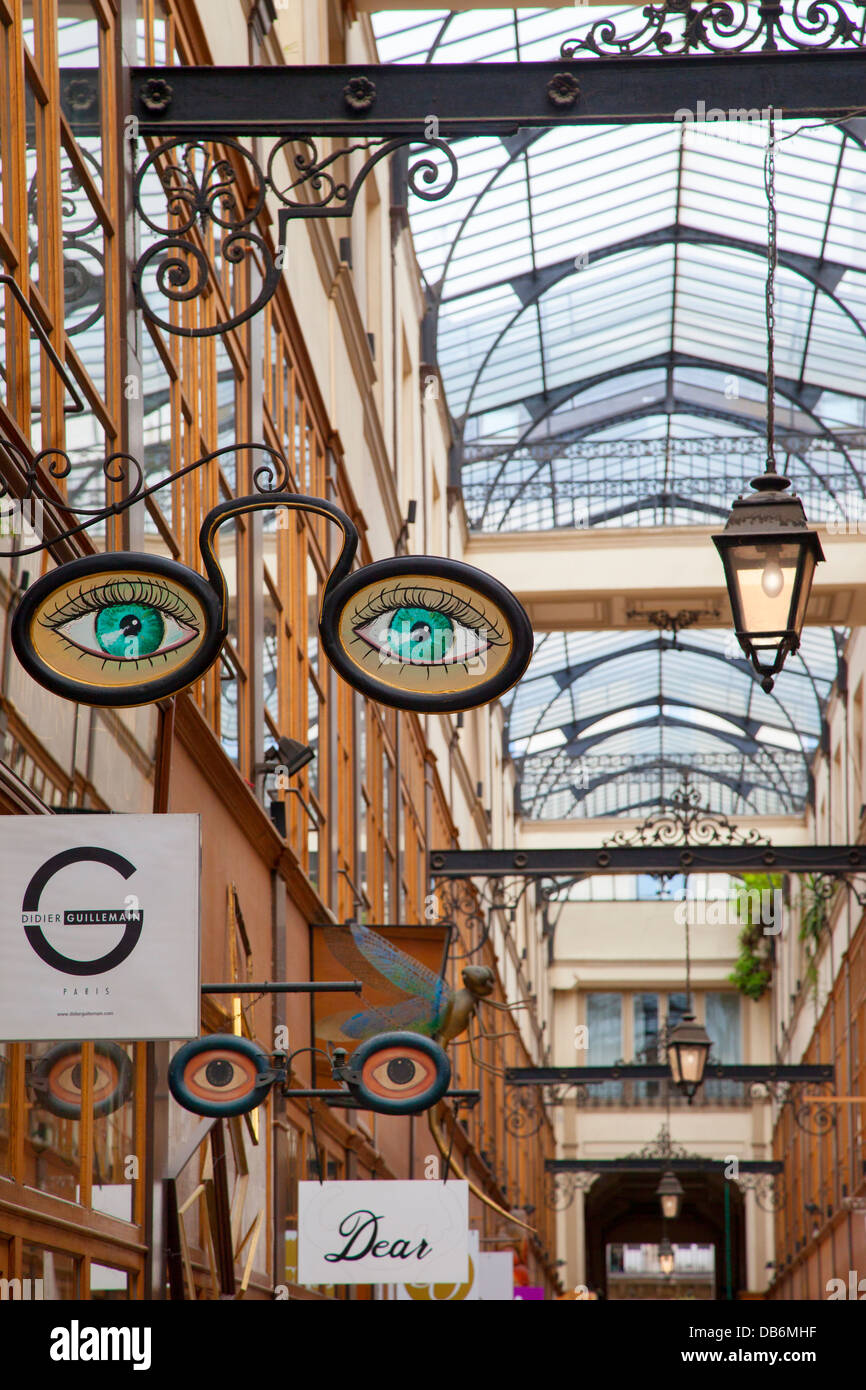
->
168, 1034, 273, 1117
49, 1055, 118, 1107
362, 1047, 439, 1101
30, 1042, 132, 1119
345, 1032, 451, 1115
184, 1050, 260, 1103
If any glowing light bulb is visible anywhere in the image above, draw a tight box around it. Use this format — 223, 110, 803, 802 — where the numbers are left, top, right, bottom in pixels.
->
761, 557, 784, 598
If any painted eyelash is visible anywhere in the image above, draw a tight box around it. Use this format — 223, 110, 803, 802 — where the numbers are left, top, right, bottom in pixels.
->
53, 633, 177, 673
352, 585, 505, 643
40, 580, 198, 630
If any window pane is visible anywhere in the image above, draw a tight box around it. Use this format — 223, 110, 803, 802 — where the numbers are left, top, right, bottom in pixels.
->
704, 993, 742, 1103
633, 993, 661, 1102
586, 993, 622, 1101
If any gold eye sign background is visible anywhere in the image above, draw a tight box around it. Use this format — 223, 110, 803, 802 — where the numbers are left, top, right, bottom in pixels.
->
12, 493, 533, 713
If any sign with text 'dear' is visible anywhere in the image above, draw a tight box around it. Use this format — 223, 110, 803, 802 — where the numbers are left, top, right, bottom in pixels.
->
0, 814, 200, 1040
297, 1180, 468, 1285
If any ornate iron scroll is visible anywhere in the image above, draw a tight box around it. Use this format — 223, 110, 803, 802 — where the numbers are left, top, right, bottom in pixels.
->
133, 136, 458, 338
602, 777, 770, 852
733, 1170, 785, 1213
0, 441, 288, 558
561, 1, 865, 60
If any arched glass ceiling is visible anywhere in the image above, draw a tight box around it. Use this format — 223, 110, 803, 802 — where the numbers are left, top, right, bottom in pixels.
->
505, 626, 840, 819
374, 8, 866, 534
373, 10, 850, 818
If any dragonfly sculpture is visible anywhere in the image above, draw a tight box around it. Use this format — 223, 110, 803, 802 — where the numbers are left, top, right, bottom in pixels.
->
320, 922, 535, 1230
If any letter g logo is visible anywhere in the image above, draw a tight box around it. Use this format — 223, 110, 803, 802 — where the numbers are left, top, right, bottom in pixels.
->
22, 847, 142, 975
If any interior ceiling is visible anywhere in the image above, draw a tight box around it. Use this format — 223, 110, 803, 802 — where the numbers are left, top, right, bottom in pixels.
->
372, 7, 854, 819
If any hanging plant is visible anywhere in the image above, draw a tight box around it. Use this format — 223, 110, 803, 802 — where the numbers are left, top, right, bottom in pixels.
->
798, 874, 837, 992
729, 925, 773, 1001
727, 872, 780, 1001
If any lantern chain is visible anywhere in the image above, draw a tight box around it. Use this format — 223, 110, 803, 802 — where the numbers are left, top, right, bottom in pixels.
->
764, 117, 777, 476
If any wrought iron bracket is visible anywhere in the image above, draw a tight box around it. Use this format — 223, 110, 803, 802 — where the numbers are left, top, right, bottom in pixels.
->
430, 844, 866, 878
505, 1064, 834, 1136
117, 56, 866, 137
0, 441, 289, 559
56, 57, 866, 338
130, 132, 458, 338
545, 1157, 784, 1212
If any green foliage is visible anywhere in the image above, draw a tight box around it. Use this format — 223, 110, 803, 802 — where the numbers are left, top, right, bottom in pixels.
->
728, 925, 773, 1001
727, 872, 780, 1001
798, 874, 837, 992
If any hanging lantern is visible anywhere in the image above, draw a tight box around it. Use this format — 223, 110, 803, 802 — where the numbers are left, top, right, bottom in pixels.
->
667, 1013, 712, 1101
658, 1237, 675, 1278
713, 474, 824, 693
656, 1169, 684, 1221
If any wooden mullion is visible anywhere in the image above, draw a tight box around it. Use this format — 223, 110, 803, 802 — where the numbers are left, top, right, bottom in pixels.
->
36, 2, 66, 460
79, 1040, 94, 1210
0, 222, 20, 269
61, 338, 118, 434
58, 116, 114, 236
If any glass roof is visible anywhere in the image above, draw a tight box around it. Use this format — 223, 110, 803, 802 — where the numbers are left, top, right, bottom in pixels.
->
373, 9, 848, 819
374, 7, 866, 534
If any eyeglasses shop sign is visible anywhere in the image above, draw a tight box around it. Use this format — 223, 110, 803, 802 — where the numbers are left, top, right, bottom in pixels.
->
0, 814, 200, 1041
298, 1181, 468, 1284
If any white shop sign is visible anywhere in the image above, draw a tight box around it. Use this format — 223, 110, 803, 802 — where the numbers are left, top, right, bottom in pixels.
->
298, 1180, 468, 1284
0, 814, 200, 1040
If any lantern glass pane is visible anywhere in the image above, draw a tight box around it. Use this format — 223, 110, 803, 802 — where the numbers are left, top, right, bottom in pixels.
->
676, 1045, 704, 1083
726, 540, 805, 638
792, 549, 818, 636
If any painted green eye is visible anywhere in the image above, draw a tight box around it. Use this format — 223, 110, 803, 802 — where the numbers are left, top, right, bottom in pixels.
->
12, 555, 224, 707
53, 584, 198, 664
381, 606, 455, 663
94, 603, 167, 658
322, 555, 533, 713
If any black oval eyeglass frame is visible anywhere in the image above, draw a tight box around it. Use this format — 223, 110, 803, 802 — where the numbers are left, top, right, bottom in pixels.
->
12, 492, 533, 713
344, 1030, 452, 1116
29, 1040, 133, 1120
167, 1032, 273, 1118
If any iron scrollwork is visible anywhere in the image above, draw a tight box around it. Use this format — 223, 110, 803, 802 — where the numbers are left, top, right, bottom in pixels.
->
751, 1078, 838, 1134
560, 1, 864, 60
544, 1170, 598, 1211
734, 1171, 785, 1213
433, 872, 582, 962
602, 778, 770, 853
505, 1085, 547, 1138
133, 135, 458, 338
0, 441, 289, 558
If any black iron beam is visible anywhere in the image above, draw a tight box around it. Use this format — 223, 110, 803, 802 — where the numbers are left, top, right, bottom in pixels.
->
547, 1157, 784, 1173
430, 846, 866, 877
127, 54, 866, 136
200, 980, 361, 993
507, 1064, 834, 1085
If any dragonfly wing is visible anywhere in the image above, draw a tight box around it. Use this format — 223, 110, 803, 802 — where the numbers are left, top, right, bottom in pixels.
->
322, 924, 404, 998
345, 923, 452, 1014
315, 997, 441, 1043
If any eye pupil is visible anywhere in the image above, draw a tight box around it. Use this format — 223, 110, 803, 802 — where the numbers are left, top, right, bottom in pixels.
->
204, 1059, 235, 1088
70, 1062, 82, 1091
388, 607, 454, 662
386, 1057, 416, 1085
95, 603, 165, 657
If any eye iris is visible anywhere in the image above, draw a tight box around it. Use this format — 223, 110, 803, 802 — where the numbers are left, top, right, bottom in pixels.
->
386, 1057, 416, 1086
387, 607, 453, 662
95, 604, 164, 657
204, 1058, 235, 1088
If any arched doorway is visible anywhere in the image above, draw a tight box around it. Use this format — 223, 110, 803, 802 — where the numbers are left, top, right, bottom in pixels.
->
584, 1171, 746, 1300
